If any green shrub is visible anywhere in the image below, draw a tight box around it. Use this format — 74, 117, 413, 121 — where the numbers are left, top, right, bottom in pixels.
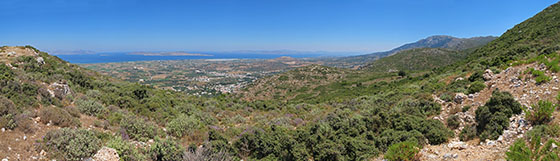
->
1, 114, 17, 130
75, 98, 106, 116
468, 70, 484, 82
526, 125, 560, 141
40, 128, 101, 161
384, 141, 420, 161
439, 92, 453, 102
525, 101, 555, 125
468, 81, 486, 94
39, 106, 80, 127
120, 115, 157, 141
64, 106, 81, 118
535, 75, 551, 84
15, 114, 35, 134
107, 136, 146, 161
0, 96, 16, 116
462, 106, 471, 112
530, 69, 551, 84
148, 138, 185, 161
506, 136, 560, 161
184, 142, 234, 161
475, 90, 522, 140
505, 139, 532, 161
166, 114, 202, 137
459, 125, 477, 141
446, 115, 460, 129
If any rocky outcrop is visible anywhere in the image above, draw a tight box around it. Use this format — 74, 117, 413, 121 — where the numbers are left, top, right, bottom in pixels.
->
92, 147, 119, 161
483, 69, 493, 81
454, 93, 467, 104
48, 81, 72, 100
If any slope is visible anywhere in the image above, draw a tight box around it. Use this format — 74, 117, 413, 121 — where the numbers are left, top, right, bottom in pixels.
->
467, 2, 560, 68
324, 35, 496, 68
364, 48, 464, 72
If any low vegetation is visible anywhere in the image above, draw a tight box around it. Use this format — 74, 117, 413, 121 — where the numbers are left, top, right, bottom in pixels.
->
475, 90, 522, 140
524, 101, 555, 125
39, 128, 102, 161
384, 141, 420, 161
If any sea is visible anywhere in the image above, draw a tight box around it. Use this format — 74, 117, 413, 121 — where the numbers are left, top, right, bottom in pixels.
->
54, 52, 325, 64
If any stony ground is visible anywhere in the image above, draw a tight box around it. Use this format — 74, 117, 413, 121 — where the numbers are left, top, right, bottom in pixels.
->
0, 111, 117, 161
419, 63, 560, 161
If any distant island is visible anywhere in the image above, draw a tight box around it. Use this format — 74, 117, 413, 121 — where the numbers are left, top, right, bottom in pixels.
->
129, 52, 213, 56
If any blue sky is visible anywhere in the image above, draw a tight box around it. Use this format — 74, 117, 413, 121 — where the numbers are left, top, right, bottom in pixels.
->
0, 0, 557, 54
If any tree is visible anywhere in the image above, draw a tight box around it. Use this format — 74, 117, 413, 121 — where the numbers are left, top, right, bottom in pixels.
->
398, 70, 407, 77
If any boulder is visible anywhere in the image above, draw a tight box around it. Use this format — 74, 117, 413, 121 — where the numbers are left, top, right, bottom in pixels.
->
36, 57, 45, 65
49, 81, 72, 99
483, 69, 493, 81
93, 147, 119, 161
454, 93, 467, 104
448, 141, 468, 150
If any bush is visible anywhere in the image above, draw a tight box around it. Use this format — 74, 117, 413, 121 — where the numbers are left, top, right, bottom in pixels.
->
166, 114, 202, 138
183, 142, 234, 161
384, 141, 420, 161
15, 114, 35, 134
120, 115, 157, 141
439, 92, 453, 102
0, 114, 16, 129
525, 101, 555, 125
40, 128, 101, 161
506, 136, 560, 161
475, 90, 522, 140
468, 81, 486, 94
530, 69, 551, 84
526, 125, 560, 141
468, 70, 484, 82
148, 138, 185, 161
75, 98, 106, 116
462, 106, 471, 112
0, 96, 16, 116
446, 115, 460, 129
459, 125, 477, 141
39, 106, 81, 128
505, 139, 532, 161
64, 106, 81, 117
107, 136, 146, 161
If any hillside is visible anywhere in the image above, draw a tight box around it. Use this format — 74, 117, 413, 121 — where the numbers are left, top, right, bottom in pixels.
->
324, 35, 496, 68
239, 64, 349, 102
467, 2, 560, 69
364, 48, 464, 72
1, 2, 560, 161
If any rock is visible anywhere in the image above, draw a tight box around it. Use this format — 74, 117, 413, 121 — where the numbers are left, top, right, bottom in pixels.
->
93, 147, 119, 161
23, 135, 27, 141
443, 153, 458, 159
483, 69, 494, 81
487, 140, 496, 146
36, 57, 45, 65
2, 158, 7, 161
454, 93, 467, 104
49, 81, 72, 99
427, 154, 437, 159
1, 128, 4, 132
553, 143, 558, 149
448, 141, 467, 150
468, 94, 474, 99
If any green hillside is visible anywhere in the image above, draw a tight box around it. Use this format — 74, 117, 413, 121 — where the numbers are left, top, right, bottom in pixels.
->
2, 2, 560, 161
468, 2, 560, 69
365, 48, 464, 72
